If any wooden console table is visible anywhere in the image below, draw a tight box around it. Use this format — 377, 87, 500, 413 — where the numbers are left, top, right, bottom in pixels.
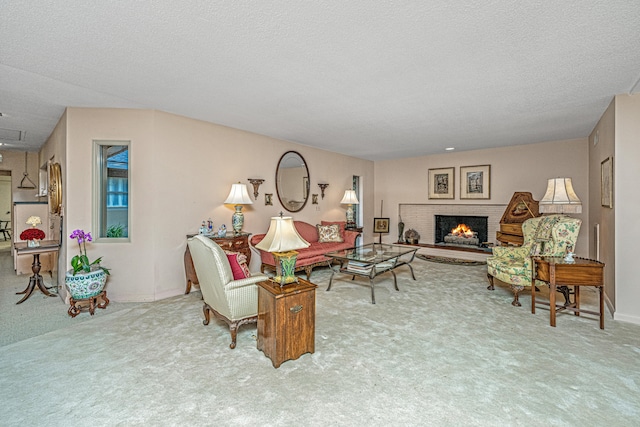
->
183, 233, 251, 294
257, 278, 317, 368
531, 256, 605, 329
14, 240, 60, 304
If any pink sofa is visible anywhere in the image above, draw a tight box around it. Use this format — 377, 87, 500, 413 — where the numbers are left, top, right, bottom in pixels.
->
250, 221, 360, 280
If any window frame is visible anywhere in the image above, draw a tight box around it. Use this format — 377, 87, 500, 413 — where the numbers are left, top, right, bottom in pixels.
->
92, 140, 131, 242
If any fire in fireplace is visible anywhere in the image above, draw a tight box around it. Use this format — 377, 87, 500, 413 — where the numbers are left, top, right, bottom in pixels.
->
445, 223, 479, 246
434, 215, 488, 248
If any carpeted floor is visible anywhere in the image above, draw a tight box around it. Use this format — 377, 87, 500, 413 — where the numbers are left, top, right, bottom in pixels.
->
0, 251, 135, 347
1, 253, 639, 426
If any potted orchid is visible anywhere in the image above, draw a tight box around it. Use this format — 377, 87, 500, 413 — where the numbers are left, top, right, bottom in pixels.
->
65, 229, 110, 300
69, 229, 110, 275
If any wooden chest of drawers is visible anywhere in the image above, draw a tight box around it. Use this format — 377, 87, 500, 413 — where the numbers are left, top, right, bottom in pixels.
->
183, 233, 251, 294
257, 278, 317, 368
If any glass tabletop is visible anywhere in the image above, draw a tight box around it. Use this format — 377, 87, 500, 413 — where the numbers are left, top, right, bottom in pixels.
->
326, 243, 416, 265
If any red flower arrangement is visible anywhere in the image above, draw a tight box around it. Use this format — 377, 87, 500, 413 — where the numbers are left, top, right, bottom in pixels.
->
20, 228, 46, 241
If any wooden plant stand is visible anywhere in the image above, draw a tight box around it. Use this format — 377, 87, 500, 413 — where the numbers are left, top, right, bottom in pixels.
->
68, 290, 110, 318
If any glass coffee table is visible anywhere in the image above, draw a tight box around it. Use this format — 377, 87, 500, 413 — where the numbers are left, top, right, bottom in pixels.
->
325, 243, 417, 304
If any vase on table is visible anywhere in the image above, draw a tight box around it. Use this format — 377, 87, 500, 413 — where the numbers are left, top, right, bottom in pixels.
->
65, 268, 108, 300
27, 239, 40, 248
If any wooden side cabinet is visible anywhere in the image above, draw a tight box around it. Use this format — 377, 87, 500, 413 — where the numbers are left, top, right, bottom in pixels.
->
257, 278, 317, 368
183, 233, 251, 294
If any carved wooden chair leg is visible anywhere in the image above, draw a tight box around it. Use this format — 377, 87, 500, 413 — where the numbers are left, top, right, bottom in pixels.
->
229, 323, 238, 349
486, 273, 495, 290
304, 265, 313, 280
510, 284, 524, 307
202, 303, 212, 326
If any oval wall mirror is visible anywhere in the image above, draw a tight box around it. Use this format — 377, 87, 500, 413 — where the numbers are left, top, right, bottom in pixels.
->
49, 162, 62, 215
276, 151, 309, 212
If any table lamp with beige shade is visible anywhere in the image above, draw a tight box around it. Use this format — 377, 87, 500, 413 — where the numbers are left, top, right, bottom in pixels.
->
538, 177, 582, 262
340, 189, 359, 228
224, 182, 253, 234
255, 215, 310, 286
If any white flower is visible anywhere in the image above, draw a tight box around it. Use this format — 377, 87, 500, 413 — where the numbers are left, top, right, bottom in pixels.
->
26, 216, 42, 227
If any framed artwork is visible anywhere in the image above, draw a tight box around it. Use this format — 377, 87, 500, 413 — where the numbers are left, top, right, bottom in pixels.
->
428, 167, 454, 199
601, 157, 613, 208
312, 194, 318, 204
373, 217, 390, 234
265, 193, 273, 206
460, 165, 491, 199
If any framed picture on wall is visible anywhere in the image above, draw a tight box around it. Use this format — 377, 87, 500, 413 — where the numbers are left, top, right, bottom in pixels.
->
601, 157, 613, 208
373, 217, 390, 234
460, 165, 490, 199
428, 167, 454, 199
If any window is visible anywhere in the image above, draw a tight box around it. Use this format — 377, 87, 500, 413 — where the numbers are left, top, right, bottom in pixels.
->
94, 141, 130, 240
352, 175, 362, 227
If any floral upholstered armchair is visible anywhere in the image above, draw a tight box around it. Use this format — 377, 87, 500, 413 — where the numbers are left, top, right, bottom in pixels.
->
486, 215, 581, 306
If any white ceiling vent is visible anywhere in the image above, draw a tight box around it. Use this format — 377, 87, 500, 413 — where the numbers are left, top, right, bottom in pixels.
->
0, 127, 25, 141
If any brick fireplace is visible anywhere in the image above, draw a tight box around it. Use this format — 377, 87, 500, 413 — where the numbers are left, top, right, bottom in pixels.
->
398, 203, 508, 248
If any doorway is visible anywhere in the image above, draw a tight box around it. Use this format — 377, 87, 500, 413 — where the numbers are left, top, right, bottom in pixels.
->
0, 170, 12, 251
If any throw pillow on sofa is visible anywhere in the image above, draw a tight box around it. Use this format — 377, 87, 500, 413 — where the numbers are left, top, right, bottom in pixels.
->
224, 251, 252, 279
317, 224, 344, 243
321, 220, 347, 239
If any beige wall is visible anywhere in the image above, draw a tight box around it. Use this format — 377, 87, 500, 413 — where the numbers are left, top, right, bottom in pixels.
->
589, 99, 615, 310
587, 93, 640, 324
613, 94, 640, 323
39, 109, 68, 290
375, 138, 590, 255
0, 151, 43, 203
54, 108, 374, 302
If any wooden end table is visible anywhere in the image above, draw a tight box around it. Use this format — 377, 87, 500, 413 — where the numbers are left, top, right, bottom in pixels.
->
531, 256, 605, 329
257, 278, 317, 368
14, 240, 60, 304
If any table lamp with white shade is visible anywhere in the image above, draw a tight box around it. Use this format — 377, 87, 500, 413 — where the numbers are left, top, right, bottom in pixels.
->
255, 216, 310, 286
538, 177, 582, 262
224, 182, 253, 234
538, 178, 582, 214
340, 189, 359, 228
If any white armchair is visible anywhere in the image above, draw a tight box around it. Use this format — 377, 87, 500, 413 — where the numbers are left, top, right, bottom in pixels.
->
187, 235, 268, 349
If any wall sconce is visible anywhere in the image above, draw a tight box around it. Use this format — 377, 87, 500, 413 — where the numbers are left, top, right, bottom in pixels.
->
247, 178, 265, 200
318, 183, 329, 199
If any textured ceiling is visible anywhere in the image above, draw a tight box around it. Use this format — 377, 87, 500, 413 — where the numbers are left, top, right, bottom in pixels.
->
1, 1, 639, 160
